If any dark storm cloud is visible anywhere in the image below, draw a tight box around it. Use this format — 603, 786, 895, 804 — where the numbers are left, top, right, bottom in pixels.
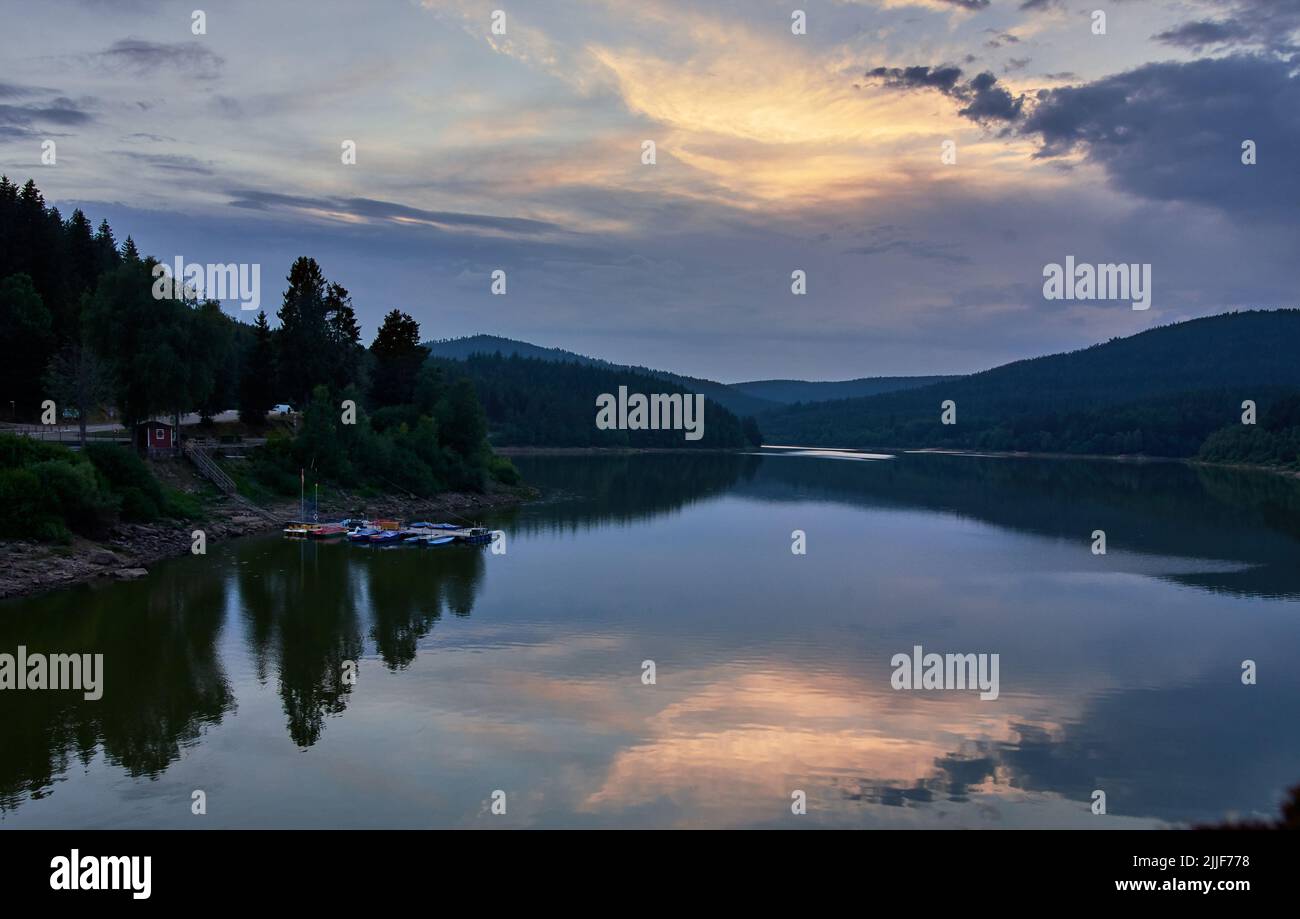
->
1019, 0, 1060, 9
865, 65, 1023, 123
936, 0, 990, 9
1022, 55, 1300, 220
226, 189, 563, 236
93, 39, 224, 79
1153, 0, 1300, 55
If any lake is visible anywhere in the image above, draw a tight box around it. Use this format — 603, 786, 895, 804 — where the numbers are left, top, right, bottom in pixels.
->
3, 450, 1299, 828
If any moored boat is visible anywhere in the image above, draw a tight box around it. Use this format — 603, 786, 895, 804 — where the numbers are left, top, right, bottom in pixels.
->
407, 534, 455, 546
454, 527, 493, 546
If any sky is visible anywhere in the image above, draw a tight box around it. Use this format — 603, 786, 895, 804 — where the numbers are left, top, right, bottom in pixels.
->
1, 0, 1297, 381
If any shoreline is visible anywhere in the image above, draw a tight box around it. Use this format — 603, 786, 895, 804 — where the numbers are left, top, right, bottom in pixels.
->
897, 447, 1300, 479
494, 446, 751, 456
0, 485, 533, 603
498, 443, 1300, 480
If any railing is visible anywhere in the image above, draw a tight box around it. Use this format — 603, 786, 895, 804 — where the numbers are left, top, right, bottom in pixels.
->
182, 441, 278, 522
0, 423, 130, 446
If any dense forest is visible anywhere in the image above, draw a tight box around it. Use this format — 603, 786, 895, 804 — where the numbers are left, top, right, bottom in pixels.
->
1197, 394, 1300, 470
758, 311, 1300, 464
0, 176, 515, 539
434, 352, 762, 448
424, 334, 778, 417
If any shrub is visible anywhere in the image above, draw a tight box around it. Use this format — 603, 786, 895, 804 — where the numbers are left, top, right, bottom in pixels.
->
84, 443, 166, 519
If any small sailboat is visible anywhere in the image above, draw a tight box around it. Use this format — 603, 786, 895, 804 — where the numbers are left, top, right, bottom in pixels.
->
308, 524, 347, 539
283, 521, 312, 538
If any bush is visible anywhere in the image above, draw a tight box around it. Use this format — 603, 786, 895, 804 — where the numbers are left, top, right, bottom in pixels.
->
0, 467, 65, 540
0, 432, 71, 469
488, 454, 521, 486
0, 457, 118, 541
0, 433, 192, 540
32, 459, 119, 534
84, 443, 167, 519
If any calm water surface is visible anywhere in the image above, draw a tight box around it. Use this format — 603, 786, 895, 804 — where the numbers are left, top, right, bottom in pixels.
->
3, 451, 1299, 828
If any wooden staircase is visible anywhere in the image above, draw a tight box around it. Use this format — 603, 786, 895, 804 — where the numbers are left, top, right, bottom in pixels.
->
182, 441, 278, 522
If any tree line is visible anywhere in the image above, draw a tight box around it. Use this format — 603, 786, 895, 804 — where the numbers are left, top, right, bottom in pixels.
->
440, 352, 763, 448
757, 310, 1300, 465
0, 176, 513, 511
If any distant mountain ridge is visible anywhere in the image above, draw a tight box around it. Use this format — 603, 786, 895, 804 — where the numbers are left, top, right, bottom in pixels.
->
759, 310, 1300, 458
423, 334, 946, 415
423, 335, 777, 416
732, 376, 957, 404
431, 351, 758, 448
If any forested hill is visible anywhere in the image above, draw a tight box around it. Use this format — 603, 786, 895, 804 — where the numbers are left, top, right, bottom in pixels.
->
424, 335, 777, 417
732, 375, 956, 404
436, 352, 761, 448
759, 310, 1300, 458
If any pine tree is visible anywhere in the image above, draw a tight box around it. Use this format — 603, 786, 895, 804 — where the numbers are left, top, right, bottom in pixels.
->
239, 311, 277, 425
0, 273, 54, 419
369, 309, 430, 408
94, 219, 120, 276
324, 281, 364, 393
275, 257, 332, 406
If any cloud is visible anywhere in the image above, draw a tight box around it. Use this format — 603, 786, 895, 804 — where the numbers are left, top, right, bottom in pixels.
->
225, 189, 564, 236
0, 94, 94, 139
983, 29, 1021, 49
842, 226, 970, 264
1153, 20, 1252, 50
0, 81, 58, 99
1152, 0, 1300, 55
111, 151, 215, 174
1022, 55, 1300, 221
865, 65, 1024, 123
843, 240, 971, 264
92, 38, 224, 79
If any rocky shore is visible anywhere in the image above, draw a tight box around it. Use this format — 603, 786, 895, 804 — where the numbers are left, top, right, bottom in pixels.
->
0, 485, 533, 602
